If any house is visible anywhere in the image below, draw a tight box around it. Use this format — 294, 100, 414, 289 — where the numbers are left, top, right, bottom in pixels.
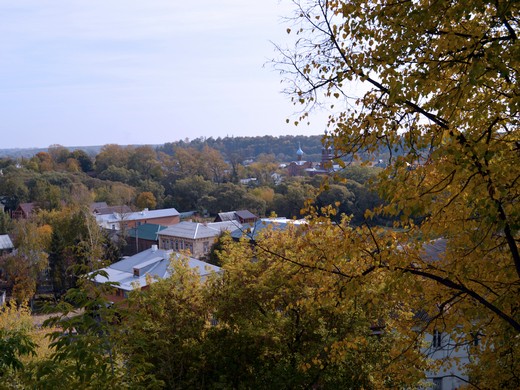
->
0, 234, 14, 255
158, 221, 241, 259
214, 210, 258, 225
11, 202, 37, 219
93, 246, 221, 302
422, 329, 471, 390
123, 223, 167, 256
96, 207, 181, 231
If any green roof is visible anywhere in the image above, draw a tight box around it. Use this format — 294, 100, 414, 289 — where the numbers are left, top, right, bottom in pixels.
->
127, 223, 167, 241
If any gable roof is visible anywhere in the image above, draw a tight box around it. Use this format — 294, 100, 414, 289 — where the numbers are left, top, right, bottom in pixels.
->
127, 223, 167, 241
216, 211, 236, 222
16, 202, 36, 216
159, 221, 241, 240
89, 202, 108, 212
93, 247, 220, 291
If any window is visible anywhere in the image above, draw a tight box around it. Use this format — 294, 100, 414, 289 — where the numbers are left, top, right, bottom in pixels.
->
432, 330, 442, 348
203, 241, 209, 253
432, 377, 443, 390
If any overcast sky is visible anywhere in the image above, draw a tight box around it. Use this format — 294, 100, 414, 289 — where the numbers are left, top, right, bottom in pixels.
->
0, 0, 329, 149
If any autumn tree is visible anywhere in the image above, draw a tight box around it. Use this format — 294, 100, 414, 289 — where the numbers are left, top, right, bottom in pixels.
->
135, 191, 157, 210
94, 144, 130, 174
205, 226, 426, 388
1, 219, 51, 304
201, 145, 229, 184
0, 305, 36, 381
127, 145, 163, 179
277, 0, 519, 387
246, 153, 280, 185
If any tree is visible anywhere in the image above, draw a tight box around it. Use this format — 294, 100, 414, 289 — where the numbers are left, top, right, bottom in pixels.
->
166, 175, 215, 212
205, 228, 425, 388
48, 145, 70, 165
127, 145, 163, 180
272, 181, 315, 218
135, 191, 157, 210
70, 149, 94, 173
246, 154, 280, 185
94, 183, 135, 206
36, 275, 123, 389
95, 144, 130, 174
277, 1, 519, 387
0, 211, 12, 235
1, 219, 51, 304
0, 305, 36, 379
201, 145, 229, 184
315, 183, 354, 221
118, 258, 211, 388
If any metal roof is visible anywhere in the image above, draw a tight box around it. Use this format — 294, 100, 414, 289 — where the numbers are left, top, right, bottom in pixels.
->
159, 221, 241, 240
0, 234, 14, 250
127, 223, 167, 240
93, 247, 221, 291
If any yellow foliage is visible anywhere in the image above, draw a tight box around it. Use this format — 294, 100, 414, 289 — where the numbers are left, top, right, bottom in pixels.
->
277, 0, 520, 387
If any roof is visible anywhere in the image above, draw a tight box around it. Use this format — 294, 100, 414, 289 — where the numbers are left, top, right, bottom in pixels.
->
93, 205, 132, 216
421, 238, 447, 262
216, 211, 236, 222
235, 210, 258, 220
96, 207, 180, 224
216, 210, 257, 222
179, 211, 197, 219
17, 202, 36, 215
127, 223, 167, 241
89, 202, 108, 212
93, 247, 221, 291
0, 234, 14, 250
231, 218, 307, 241
159, 221, 241, 240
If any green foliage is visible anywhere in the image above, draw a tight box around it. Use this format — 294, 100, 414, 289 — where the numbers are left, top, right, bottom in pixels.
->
118, 258, 210, 388
36, 274, 122, 389
0, 305, 36, 378
165, 175, 215, 212
0, 211, 12, 235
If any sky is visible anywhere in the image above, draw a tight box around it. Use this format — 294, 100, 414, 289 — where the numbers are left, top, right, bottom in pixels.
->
0, 0, 330, 149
